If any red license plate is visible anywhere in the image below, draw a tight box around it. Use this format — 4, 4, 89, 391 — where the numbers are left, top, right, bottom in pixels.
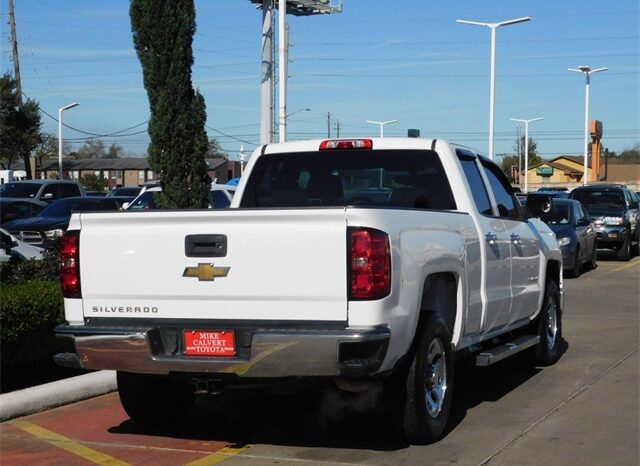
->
184, 330, 236, 357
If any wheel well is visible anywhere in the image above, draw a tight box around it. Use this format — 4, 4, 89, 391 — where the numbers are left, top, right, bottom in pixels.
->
546, 260, 561, 289
419, 273, 457, 335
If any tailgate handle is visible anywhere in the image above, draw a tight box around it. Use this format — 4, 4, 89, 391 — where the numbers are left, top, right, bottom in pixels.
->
185, 234, 227, 257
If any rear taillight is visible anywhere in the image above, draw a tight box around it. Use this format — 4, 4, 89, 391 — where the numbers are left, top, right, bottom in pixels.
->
349, 228, 391, 300
320, 139, 373, 150
60, 231, 81, 298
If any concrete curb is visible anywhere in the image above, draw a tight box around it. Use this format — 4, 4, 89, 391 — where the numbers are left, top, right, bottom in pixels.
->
0, 370, 117, 422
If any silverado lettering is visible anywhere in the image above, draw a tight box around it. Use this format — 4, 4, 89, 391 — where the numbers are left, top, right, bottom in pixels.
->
91, 306, 158, 313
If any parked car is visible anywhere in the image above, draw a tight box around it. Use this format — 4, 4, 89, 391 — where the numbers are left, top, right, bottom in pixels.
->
126, 184, 236, 210
0, 228, 44, 262
570, 184, 640, 260
85, 191, 107, 197
0, 198, 47, 225
107, 186, 143, 197
537, 187, 568, 192
536, 189, 570, 199
0, 180, 86, 204
2, 196, 133, 249
538, 198, 597, 277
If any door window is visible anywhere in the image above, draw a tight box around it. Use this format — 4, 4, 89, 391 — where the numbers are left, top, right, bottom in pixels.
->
41, 184, 58, 201
59, 183, 81, 198
456, 151, 492, 216
480, 161, 524, 221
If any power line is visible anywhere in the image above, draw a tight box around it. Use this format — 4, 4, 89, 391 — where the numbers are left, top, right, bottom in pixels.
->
38, 104, 149, 138
205, 125, 258, 147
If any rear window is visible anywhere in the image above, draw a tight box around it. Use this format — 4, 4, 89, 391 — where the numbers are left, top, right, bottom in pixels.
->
571, 190, 625, 208
240, 149, 456, 210
540, 203, 572, 225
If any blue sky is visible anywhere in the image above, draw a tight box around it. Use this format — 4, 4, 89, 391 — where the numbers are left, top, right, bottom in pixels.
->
2, 0, 638, 161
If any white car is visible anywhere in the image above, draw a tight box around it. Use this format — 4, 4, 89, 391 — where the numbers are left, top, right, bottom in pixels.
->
125, 184, 236, 210
0, 228, 45, 262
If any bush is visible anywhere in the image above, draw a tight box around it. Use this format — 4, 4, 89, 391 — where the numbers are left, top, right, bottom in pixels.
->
0, 275, 85, 393
0, 280, 63, 346
0, 249, 60, 284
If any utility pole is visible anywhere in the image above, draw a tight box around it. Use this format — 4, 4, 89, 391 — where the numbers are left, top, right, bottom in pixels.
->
260, 0, 274, 145
327, 112, 331, 138
9, 0, 34, 180
8, 0, 22, 103
334, 119, 340, 138
516, 123, 522, 185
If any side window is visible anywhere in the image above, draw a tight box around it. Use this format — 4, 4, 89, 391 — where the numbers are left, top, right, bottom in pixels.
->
480, 160, 523, 221
457, 151, 492, 216
59, 184, 80, 198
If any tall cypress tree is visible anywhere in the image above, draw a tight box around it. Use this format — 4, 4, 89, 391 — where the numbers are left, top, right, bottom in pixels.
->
130, 0, 209, 208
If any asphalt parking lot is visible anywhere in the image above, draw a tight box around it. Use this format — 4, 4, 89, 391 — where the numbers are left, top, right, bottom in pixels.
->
1, 252, 638, 466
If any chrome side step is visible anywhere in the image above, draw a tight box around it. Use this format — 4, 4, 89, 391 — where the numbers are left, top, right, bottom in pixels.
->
476, 335, 540, 366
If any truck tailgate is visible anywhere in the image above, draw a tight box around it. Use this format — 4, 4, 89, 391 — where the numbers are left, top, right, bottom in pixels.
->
78, 209, 348, 322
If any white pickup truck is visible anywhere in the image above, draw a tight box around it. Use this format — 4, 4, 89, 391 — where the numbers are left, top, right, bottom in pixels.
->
55, 138, 563, 443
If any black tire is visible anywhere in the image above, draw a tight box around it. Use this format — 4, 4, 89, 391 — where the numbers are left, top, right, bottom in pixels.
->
587, 243, 597, 270
525, 280, 562, 366
614, 231, 631, 261
567, 246, 581, 278
631, 229, 640, 257
394, 315, 454, 444
117, 371, 195, 425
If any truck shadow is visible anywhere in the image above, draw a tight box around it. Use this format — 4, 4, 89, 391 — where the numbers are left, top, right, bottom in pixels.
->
108, 337, 568, 451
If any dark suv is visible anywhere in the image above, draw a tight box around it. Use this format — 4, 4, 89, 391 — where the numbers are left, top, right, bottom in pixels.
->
570, 184, 639, 260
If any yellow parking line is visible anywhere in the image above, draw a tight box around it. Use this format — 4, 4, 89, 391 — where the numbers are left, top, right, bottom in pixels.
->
11, 420, 130, 466
182, 445, 250, 466
610, 260, 640, 273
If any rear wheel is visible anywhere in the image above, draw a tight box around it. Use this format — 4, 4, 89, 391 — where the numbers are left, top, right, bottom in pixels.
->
524, 280, 562, 366
588, 243, 597, 270
614, 231, 631, 261
394, 315, 454, 444
631, 229, 640, 257
117, 371, 195, 425
567, 247, 581, 278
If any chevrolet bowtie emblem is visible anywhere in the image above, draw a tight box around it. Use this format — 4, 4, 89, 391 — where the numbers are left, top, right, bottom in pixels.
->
182, 263, 230, 281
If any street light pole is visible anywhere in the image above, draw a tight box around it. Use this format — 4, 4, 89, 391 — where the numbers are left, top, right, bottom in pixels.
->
457, 16, 531, 160
569, 66, 607, 186
58, 102, 79, 180
510, 117, 543, 193
366, 119, 398, 137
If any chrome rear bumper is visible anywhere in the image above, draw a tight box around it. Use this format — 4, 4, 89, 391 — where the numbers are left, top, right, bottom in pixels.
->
55, 324, 390, 378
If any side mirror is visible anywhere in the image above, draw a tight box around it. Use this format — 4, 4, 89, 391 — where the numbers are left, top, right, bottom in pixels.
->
121, 202, 130, 210
0, 232, 17, 255
576, 218, 590, 227
42, 193, 54, 200
525, 194, 552, 218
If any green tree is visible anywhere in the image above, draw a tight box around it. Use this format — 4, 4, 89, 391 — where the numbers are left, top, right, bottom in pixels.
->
514, 135, 542, 167
130, 0, 209, 208
614, 144, 640, 164
207, 138, 227, 159
76, 139, 106, 159
80, 173, 108, 192
501, 136, 543, 181
33, 133, 65, 174
106, 143, 124, 159
0, 74, 42, 177
500, 155, 520, 182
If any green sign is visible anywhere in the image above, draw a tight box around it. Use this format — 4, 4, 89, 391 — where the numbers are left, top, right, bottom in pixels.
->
536, 166, 554, 176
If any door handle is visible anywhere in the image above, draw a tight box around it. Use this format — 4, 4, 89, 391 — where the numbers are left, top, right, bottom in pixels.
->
185, 234, 227, 257
485, 232, 498, 245
510, 233, 521, 245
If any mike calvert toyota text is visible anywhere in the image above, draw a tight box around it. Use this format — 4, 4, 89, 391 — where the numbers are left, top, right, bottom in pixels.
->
55, 137, 563, 443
